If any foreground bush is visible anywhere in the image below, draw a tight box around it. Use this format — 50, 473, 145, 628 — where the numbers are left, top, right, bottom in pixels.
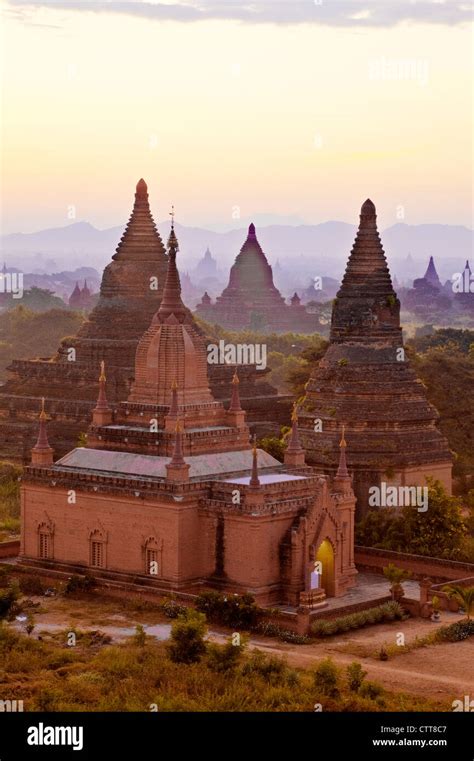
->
196, 591, 260, 629
64, 574, 97, 595
435, 619, 474, 642
311, 601, 405, 637
167, 610, 207, 664
255, 620, 310, 644
0, 581, 20, 619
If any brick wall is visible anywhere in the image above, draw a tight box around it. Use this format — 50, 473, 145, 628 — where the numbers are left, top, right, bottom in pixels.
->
355, 545, 474, 583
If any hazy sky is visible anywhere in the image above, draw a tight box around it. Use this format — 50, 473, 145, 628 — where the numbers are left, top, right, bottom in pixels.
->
1, 0, 472, 233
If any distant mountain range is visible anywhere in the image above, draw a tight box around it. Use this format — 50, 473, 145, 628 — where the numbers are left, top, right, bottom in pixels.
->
1, 220, 472, 284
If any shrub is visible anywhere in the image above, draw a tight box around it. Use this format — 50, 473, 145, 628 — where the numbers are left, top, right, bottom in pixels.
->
359, 681, 385, 700
64, 574, 97, 595
167, 610, 207, 664
19, 575, 44, 596
313, 658, 339, 697
0, 582, 20, 619
346, 662, 367, 692
196, 591, 259, 629
435, 619, 474, 642
255, 620, 310, 644
241, 651, 292, 685
133, 625, 147, 647
311, 602, 405, 637
160, 600, 188, 619
206, 638, 244, 673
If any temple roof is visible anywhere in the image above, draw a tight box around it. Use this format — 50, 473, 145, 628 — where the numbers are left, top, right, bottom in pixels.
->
55, 447, 281, 480
224, 473, 308, 485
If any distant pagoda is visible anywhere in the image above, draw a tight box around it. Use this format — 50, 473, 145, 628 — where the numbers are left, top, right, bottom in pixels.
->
413, 255, 442, 293
0, 182, 287, 461
195, 223, 315, 333
298, 199, 453, 517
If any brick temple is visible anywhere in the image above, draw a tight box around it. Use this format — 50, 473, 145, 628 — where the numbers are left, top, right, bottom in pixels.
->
20, 223, 357, 605
298, 199, 453, 518
0, 181, 288, 461
195, 223, 316, 333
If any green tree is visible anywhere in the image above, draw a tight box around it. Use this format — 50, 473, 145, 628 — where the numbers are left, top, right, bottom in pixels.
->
383, 563, 411, 599
167, 609, 207, 664
346, 662, 367, 693
357, 480, 467, 561
442, 585, 474, 620
400, 479, 466, 559
313, 658, 339, 697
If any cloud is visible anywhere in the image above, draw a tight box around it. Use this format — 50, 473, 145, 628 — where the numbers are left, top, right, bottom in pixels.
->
6, 0, 474, 27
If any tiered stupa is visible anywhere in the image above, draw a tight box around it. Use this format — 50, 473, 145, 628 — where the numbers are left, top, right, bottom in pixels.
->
0, 182, 287, 461
195, 224, 316, 333
20, 224, 357, 607
298, 199, 453, 517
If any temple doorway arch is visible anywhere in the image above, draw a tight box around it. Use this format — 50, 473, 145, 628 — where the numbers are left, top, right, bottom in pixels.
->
315, 539, 335, 596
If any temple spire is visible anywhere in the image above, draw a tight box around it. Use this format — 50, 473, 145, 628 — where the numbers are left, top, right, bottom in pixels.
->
284, 405, 305, 467
92, 361, 112, 425
31, 398, 54, 466
338, 199, 393, 293
166, 420, 190, 482
249, 435, 260, 489
336, 425, 349, 478
423, 256, 441, 287
229, 370, 242, 412
112, 178, 166, 263
330, 198, 401, 346
169, 379, 178, 416
157, 207, 187, 322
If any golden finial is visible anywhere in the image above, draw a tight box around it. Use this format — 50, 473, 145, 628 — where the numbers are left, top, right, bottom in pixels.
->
175, 419, 182, 434
232, 370, 239, 385
39, 396, 47, 421
169, 204, 175, 230
340, 424, 346, 448
291, 404, 298, 423
99, 360, 106, 382
252, 433, 257, 455
171, 379, 178, 390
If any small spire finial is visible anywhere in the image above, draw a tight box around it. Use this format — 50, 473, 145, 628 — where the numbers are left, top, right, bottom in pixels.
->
249, 434, 260, 488
39, 397, 46, 421
340, 424, 346, 448
228, 369, 242, 412
94, 361, 111, 415
336, 424, 349, 479
291, 404, 298, 423
169, 204, 175, 230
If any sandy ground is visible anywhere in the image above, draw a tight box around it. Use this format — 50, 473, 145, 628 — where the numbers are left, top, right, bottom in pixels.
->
10, 593, 474, 705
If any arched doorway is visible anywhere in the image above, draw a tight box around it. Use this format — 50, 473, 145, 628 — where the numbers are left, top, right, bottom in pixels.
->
315, 539, 335, 596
